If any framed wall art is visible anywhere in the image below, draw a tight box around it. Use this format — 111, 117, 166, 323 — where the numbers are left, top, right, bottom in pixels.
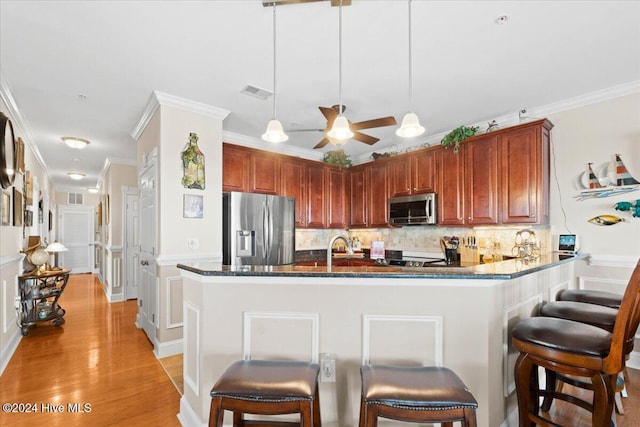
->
183, 194, 203, 219
49, 210, 53, 231
13, 187, 22, 226
17, 137, 25, 174
24, 170, 33, 205
1, 189, 10, 225
105, 194, 110, 224
24, 209, 33, 227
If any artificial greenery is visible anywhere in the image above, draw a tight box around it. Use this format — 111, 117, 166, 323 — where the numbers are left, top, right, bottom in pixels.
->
323, 149, 352, 167
441, 125, 479, 153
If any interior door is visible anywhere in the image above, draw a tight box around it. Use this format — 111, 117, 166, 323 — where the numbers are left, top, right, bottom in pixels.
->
138, 158, 157, 342
124, 190, 139, 300
59, 205, 94, 273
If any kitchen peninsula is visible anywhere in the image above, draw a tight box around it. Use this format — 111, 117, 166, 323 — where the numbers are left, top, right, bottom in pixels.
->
177, 254, 585, 427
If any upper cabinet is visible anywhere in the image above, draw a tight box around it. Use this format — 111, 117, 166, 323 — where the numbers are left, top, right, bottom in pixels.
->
222, 119, 551, 229
389, 150, 435, 197
435, 119, 552, 226
499, 121, 552, 224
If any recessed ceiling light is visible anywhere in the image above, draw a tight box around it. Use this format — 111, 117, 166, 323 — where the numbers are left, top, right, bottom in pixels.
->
495, 15, 508, 24
68, 172, 85, 180
78, 94, 87, 100
62, 136, 90, 149
87, 188, 99, 193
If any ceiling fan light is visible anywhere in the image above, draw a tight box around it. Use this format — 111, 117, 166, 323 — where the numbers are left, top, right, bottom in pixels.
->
396, 112, 425, 137
261, 119, 289, 143
328, 136, 348, 146
62, 136, 90, 149
327, 115, 353, 140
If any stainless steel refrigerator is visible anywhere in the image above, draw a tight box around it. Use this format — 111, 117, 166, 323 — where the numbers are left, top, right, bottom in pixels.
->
223, 192, 295, 266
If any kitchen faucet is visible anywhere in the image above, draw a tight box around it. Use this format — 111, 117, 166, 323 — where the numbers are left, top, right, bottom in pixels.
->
327, 235, 352, 269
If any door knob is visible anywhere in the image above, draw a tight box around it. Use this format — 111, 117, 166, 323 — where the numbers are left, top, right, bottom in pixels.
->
140, 260, 148, 266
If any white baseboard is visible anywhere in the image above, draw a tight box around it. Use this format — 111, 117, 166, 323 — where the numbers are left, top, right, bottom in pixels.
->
178, 396, 206, 427
0, 328, 22, 376
154, 338, 183, 359
628, 350, 640, 370
103, 285, 124, 303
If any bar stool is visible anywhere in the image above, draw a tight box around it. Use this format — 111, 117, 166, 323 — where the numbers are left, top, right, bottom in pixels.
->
511, 259, 640, 426
556, 288, 622, 309
359, 365, 478, 427
209, 360, 321, 427
539, 300, 630, 413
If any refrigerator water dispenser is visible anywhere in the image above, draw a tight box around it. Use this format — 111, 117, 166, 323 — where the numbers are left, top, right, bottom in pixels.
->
236, 230, 255, 257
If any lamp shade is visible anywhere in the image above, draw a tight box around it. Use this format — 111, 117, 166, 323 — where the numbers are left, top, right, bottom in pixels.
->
328, 136, 348, 147
45, 241, 68, 253
261, 119, 289, 143
326, 115, 353, 140
395, 112, 425, 137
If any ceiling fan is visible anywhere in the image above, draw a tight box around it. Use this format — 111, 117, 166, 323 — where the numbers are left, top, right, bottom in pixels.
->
289, 105, 397, 149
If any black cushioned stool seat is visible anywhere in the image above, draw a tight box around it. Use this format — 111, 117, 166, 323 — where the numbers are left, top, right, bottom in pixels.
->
209, 360, 321, 427
359, 365, 478, 427
556, 289, 622, 309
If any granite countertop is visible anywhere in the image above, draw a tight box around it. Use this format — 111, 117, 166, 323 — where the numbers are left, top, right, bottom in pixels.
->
178, 253, 587, 280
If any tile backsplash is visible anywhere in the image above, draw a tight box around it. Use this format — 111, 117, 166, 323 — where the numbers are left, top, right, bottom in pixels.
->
296, 226, 551, 258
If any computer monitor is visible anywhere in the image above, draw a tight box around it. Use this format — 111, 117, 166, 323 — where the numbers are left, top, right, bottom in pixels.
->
558, 234, 577, 253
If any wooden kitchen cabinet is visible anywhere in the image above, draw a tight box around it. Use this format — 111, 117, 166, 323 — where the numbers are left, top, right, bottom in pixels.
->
465, 134, 499, 225
368, 161, 391, 228
281, 158, 307, 228
389, 150, 436, 197
499, 120, 552, 224
435, 145, 465, 226
250, 152, 280, 194
306, 162, 327, 228
436, 119, 551, 226
222, 144, 250, 192
326, 166, 349, 229
349, 165, 367, 227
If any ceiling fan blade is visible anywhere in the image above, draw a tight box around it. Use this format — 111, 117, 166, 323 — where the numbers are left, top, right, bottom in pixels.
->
353, 132, 379, 145
287, 128, 324, 133
351, 116, 397, 131
319, 106, 338, 122
313, 137, 331, 149
262, 0, 350, 6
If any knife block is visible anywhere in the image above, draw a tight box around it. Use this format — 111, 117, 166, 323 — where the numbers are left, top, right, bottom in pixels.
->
459, 246, 480, 264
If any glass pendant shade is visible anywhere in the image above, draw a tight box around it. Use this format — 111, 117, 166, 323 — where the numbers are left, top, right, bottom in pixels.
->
327, 115, 353, 141
328, 135, 348, 146
262, 119, 289, 143
396, 112, 425, 137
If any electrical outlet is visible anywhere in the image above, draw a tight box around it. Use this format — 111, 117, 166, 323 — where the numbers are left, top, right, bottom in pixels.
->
320, 353, 336, 382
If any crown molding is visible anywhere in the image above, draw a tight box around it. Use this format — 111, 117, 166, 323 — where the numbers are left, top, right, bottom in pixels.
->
0, 72, 53, 186
131, 91, 230, 141
223, 131, 325, 162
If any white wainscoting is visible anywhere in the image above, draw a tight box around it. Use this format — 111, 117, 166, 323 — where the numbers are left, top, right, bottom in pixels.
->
548, 279, 571, 302
362, 314, 443, 366
242, 311, 319, 363
503, 293, 544, 397
183, 301, 200, 397
165, 276, 183, 330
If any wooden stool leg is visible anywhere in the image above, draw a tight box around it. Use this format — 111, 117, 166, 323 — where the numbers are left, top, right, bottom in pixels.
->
313, 387, 321, 427
541, 369, 558, 411
300, 401, 312, 427
514, 352, 536, 427
464, 407, 478, 427
442, 422, 453, 427
358, 397, 366, 427
209, 397, 223, 427
233, 411, 244, 427
365, 402, 378, 427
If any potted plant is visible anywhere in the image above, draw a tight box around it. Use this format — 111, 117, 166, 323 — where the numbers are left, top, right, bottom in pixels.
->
323, 149, 352, 167
441, 125, 479, 153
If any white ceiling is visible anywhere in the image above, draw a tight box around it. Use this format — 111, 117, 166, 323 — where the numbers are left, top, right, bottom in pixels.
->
1, 0, 639, 192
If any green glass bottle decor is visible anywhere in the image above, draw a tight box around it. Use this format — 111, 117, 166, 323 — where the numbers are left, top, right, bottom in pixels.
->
181, 132, 205, 190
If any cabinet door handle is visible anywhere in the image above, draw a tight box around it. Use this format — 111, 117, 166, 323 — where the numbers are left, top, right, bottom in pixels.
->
140, 260, 148, 266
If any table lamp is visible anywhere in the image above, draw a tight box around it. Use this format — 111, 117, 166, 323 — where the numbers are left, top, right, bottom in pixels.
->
45, 241, 68, 271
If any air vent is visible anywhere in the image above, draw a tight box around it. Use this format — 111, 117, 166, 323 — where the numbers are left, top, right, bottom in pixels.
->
67, 192, 84, 205
241, 85, 273, 100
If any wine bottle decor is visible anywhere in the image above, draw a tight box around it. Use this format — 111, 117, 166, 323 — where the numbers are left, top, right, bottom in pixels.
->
181, 132, 205, 190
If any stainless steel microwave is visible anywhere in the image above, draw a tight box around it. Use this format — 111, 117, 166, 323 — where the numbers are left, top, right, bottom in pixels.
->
388, 193, 437, 226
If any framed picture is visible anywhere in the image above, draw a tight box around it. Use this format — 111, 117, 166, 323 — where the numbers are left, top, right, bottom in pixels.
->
16, 137, 25, 174
24, 171, 33, 205
183, 194, 203, 219
1, 190, 10, 225
97, 202, 102, 226
49, 210, 53, 231
24, 209, 33, 227
13, 187, 22, 226
105, 194, 110, 224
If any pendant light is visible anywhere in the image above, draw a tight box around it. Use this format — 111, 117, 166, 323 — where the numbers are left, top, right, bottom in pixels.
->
327, 0, 353, 143
396, 0, 425, 138
262, 5, 288, 143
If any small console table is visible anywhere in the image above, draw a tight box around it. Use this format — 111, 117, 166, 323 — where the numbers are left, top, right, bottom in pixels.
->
17, 269, 70, 336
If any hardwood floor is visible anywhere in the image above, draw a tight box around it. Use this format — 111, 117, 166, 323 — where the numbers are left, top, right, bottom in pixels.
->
2, 273, 638, 426
0, 274, 180, 426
